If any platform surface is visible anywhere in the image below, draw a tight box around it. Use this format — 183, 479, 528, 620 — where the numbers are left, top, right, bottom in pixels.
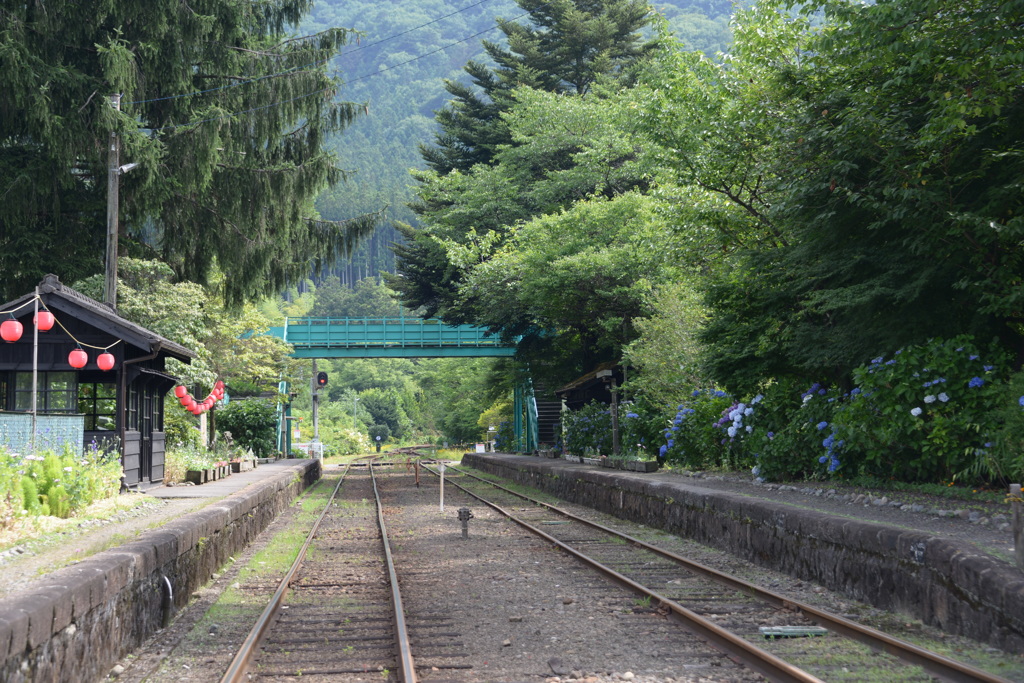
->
145, 459, 313, 499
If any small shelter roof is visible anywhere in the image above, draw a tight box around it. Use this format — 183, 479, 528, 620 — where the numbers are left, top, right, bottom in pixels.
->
554, 361, 619, 397
0, 274, 195, 361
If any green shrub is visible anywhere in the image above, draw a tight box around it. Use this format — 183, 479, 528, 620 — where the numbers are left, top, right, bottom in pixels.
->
493, 421, 514, 452
21, 477, 41, 515
658, 389, 733, 468
216, 399, 278, 457
620, 396, 665, 460
750, 380, 842, 482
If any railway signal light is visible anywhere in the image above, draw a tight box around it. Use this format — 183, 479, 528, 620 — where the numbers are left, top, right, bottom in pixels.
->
316, 371, 328, 387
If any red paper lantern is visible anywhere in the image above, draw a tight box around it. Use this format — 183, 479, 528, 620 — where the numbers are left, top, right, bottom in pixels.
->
97, 352, 115, 371
34, 310, 55, 331
1, 319, 23, 343
174, 385, 188, 398
179, 396, 190, 407
68, 348, 88, 369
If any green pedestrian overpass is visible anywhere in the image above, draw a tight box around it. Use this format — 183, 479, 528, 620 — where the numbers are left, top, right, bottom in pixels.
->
266, 318, 538, 455
267, 317, 517, 358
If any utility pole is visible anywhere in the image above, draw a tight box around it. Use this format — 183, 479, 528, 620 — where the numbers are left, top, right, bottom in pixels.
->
104, 94, 138, 310
104, 94, 121, 309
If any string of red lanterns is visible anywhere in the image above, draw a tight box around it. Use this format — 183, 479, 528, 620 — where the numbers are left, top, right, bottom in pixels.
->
174, 380, 225, 416
1, 296, 120, 370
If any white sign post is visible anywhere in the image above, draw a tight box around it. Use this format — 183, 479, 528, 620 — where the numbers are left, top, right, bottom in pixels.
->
439, 462, 445, 512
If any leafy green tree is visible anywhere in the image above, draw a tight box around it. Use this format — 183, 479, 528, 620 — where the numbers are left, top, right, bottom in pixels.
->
399, 79, 685, 384
358, 388, 411, 440
0, 0, 379, 305
690, 0, 1024, 387
75, 258, 296, 395
623, 279, 708, 407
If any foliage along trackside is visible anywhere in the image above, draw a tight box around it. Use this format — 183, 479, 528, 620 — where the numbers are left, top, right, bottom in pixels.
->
643, 337, 1024, 485
0, 443, 122, 529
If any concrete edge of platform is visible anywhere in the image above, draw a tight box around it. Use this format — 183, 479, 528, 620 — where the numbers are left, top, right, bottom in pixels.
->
0, 459, 321, 683
463, 452, 1024, 652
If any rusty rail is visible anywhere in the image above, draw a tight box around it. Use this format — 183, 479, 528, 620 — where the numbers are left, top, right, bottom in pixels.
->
434, 465, 1013, 683
219, 465, 350, 683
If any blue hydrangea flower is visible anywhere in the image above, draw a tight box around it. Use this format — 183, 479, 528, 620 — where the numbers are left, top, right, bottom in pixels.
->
816, 421, 829, 430
911, 407, 923, 416
938, 393, 949, 403
924, 395, 936, 404
969, 377, 985, 388
1019, 395, 1024, 408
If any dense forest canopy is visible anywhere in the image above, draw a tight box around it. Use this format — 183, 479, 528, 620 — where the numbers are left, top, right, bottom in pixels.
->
302, 0, 736, 280
380, 0, 1024, 483
0, 0, 381, 305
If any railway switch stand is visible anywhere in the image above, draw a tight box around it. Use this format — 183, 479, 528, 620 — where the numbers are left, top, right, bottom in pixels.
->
457, 507, 474, 539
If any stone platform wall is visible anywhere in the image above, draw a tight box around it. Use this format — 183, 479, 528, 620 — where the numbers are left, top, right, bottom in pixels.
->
463, 453, 1024, 652
0, 459, 321, 683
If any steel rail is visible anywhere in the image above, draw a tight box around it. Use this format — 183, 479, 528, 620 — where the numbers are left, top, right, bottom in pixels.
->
428, 468, 822, 683
220, 465, 350, 683
435, 465, 1014, 683
370, 462, 420, 682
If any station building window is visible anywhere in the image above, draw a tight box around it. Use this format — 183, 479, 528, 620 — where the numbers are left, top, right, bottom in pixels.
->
13, 372, 77, 413
78, 382, 117, 431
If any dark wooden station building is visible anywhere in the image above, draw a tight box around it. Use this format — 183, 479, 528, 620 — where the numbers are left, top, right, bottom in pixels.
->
0, 274, 194, 487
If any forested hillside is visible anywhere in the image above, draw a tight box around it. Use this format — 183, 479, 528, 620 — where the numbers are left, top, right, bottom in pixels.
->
302, 0, 734, 281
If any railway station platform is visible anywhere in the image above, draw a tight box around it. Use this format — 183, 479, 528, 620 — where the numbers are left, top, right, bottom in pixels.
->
0, 458, 321, 683
146, 458, 306, 499
462, 452, 1024, 654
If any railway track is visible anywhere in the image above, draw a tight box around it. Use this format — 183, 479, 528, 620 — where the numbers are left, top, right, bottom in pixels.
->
428, 464, 1014, 683
220, 464, 424, 682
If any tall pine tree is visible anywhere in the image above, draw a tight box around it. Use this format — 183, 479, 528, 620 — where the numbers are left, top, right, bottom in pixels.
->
418, 0, 655, 175
0, 0, 380, 305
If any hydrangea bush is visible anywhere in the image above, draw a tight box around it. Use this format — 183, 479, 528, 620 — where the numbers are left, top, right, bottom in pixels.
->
563, 400, 612, 456
834, 336, 1010, 481
658, 389, 734, 468
647, 335, 1022, 484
